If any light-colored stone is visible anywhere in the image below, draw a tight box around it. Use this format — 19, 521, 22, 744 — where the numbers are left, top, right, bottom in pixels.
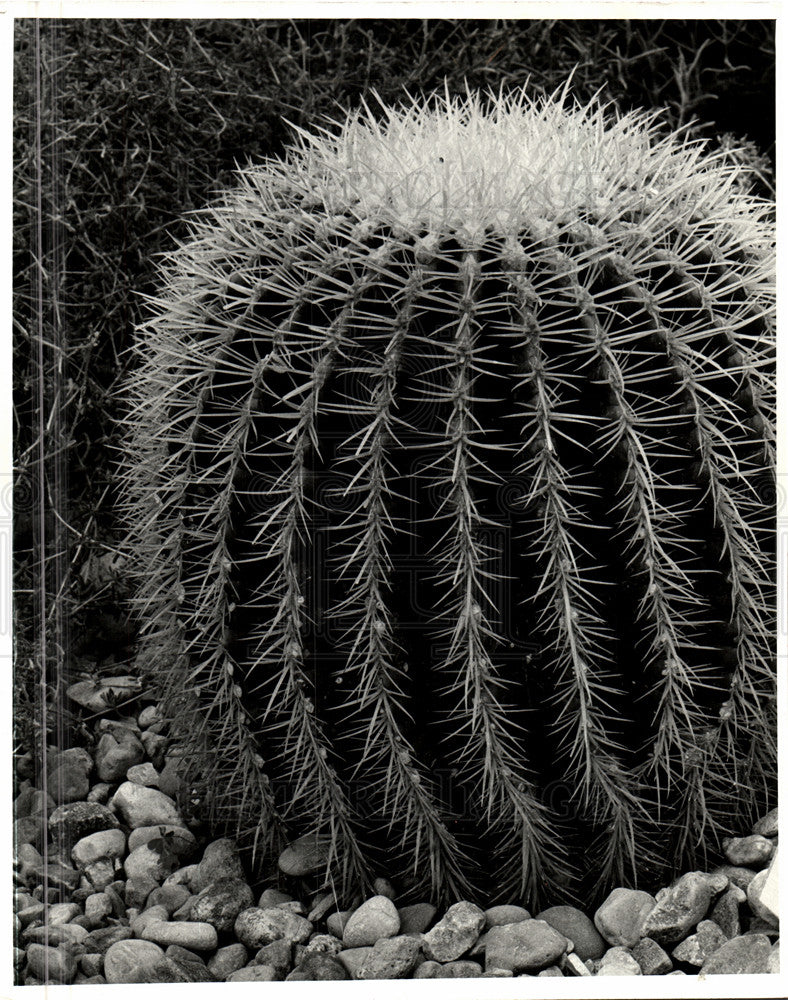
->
124, 841, 178, 884
25, 943, 78, 983
413, 960, 440, 978
434, 960, 484, 977
484, 904, 531, 928
227, 965, 278, 982
258, 888, 294, 908
307, 891, 338, 923
80, 953, 103, 977
48, 760, 90, 803
700, 933, 772, 974
163, 863, 198, 889
127, 762, 161, 787
96, 729, 146, 783
712, 865, 754, 890
83, 857, 118, 892
128, 824, 196, 858
72, 829, 127, 868
147, 883, 191, 915
47, 902, 81, 925
83, 894, 114, 930
300, 934, 339, 956
640, 872, 727, 944
104, 939, 166, 984
67, 675, 143, 713
142, 920, 218, 951
561, 952, 593, 976
141, 731, 168, 765
748, 856, 779, 926
753, 808, 778, 838
631, 936, 672, 975
234, 906, 313, 949
723, 834, 774, 868
671, 919, 726, 966
255, 937, 292, 977
422, 900, 485, 961
356, 935, 421, 978
485, 919, 569, 974
709, 885, 745, 938
597, 945, 641, 975
286, 953, 348, 980
130, 904, 170, 937
191, 877, 254, 932
207, 942, 248, 980
326, 909, 352, 938
125, 874, 159, 909
24, 924, 89, 946
111, 782, 184, 829
343, 895, 401, 948
138, 705, 161, 729
87, 783, 111, 804
336, 946, 373, 978
594, 888, 656, 948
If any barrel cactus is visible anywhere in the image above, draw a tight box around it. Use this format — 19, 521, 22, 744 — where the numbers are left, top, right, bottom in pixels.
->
119, 85, 775, 909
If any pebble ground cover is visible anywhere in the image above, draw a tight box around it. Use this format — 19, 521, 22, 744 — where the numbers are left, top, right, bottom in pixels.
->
12, 676, 780, 984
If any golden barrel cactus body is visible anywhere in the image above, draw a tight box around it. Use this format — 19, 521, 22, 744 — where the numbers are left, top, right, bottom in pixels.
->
120, 87, 776, 907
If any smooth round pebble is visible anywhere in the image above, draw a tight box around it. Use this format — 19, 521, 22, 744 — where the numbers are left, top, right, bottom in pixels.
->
111, 783, 184, 829
485, 904, 531, 928
484, 919, 568, 974
536, 905, 606, 960
104, 939, 166, 984
71, 829, 126, 868
126, 762, 160, 787
594, 888, 656, 948
723, 835, 774, 868
128, 825, 196, 858
753, 808, 778, 838
343, 895, 400, 947
25, 943, 78, 984
397, 902, 436, 934
700, 933, 772, 974
142, 920, 218, 951
124, 841, 178, 883
207, 942, 248, 980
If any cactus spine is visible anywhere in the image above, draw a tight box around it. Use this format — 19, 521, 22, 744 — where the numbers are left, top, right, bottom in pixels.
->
119, 86, 775, 907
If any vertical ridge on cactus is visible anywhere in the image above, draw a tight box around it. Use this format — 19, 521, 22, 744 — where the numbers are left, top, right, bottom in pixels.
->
118, 84, 775, 908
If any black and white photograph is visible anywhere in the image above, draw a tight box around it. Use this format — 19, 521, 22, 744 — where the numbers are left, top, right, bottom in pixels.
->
8, 5, 783, 994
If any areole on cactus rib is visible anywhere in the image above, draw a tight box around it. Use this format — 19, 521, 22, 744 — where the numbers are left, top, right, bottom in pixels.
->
119, 85, 776, 908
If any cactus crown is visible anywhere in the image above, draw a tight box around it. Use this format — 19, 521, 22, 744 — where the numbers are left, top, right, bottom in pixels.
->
119, 84, 775, 909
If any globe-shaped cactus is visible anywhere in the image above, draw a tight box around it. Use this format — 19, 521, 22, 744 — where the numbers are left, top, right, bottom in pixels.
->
119, 86, 775, 908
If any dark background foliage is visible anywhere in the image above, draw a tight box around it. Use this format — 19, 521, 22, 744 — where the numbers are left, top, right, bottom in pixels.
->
13, 16, 775, 761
